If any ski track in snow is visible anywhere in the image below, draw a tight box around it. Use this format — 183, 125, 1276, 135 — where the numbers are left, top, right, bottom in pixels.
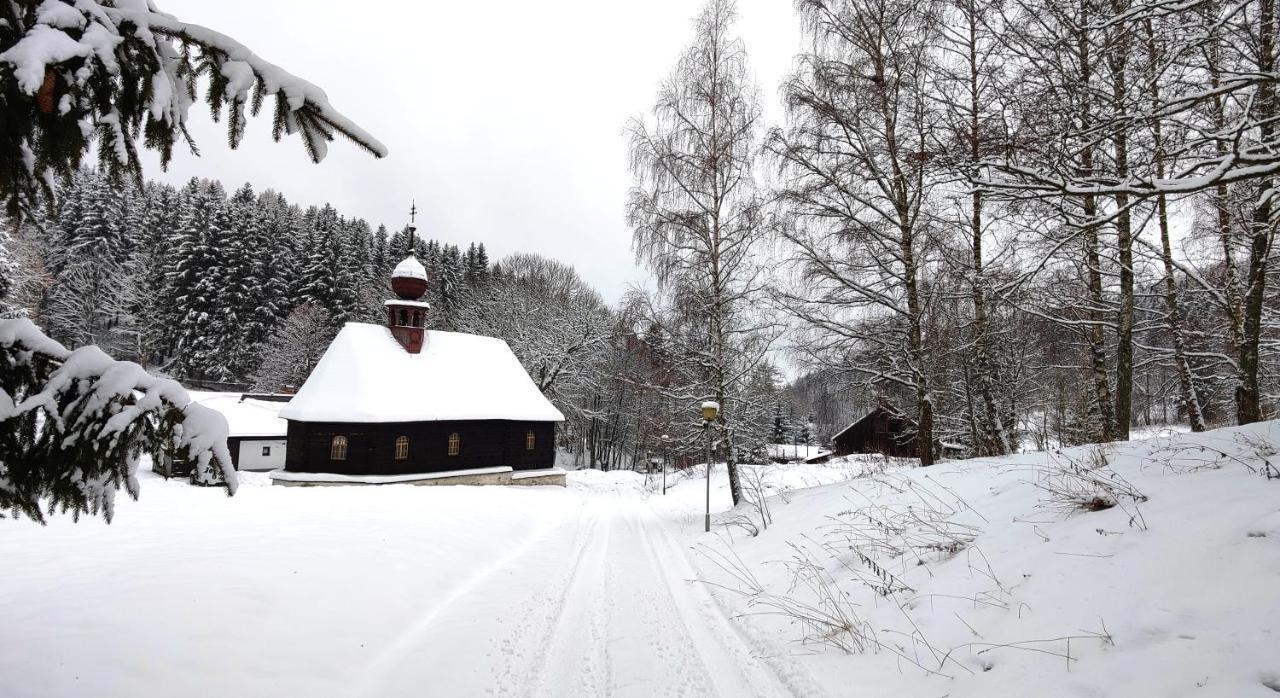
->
362, 496, 814, 698
359, 509, 570, 694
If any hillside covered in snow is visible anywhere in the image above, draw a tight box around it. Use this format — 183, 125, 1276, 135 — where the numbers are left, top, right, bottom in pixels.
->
684, 423, 1280, 697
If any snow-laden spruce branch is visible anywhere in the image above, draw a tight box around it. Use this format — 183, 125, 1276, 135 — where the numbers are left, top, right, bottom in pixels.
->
0, 318, 236, 523
0, 0, 386, 214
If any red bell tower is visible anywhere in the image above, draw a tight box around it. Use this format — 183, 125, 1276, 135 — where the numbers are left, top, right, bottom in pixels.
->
386, 202, 429, 353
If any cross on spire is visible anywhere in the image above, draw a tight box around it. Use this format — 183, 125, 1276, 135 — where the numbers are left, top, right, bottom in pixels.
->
408, 200, 418, 242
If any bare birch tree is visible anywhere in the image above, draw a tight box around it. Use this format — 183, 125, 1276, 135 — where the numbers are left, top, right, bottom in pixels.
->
935, 0, 1016, 455
770, 0, 943, 465
627, 0, 771, 503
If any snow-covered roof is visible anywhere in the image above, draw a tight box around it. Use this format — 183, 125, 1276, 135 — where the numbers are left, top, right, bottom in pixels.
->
385, 299, 430, 309
278, 323, 565, 424
188, 391, 289, 438
392, 256, 427, 280
766, 444, 830, 461
832, 403, 910, 441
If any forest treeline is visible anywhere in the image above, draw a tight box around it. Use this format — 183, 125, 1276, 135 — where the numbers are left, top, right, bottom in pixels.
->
3, 171, 491, 385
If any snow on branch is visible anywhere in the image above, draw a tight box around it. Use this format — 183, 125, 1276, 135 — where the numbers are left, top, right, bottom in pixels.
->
112, 6, 388, 159
0, 0, 386, 214
0, 318, 237, 523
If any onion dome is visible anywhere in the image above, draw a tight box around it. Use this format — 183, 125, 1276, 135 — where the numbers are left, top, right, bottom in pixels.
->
391, 256, 428, 300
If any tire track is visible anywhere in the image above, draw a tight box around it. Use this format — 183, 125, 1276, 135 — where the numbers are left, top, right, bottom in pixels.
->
637, 504, 829, 698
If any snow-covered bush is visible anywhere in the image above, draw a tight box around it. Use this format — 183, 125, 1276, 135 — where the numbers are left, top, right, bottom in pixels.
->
1034, 447, 1147, 528
0, 318, 236, 522
0, 0, 386, 215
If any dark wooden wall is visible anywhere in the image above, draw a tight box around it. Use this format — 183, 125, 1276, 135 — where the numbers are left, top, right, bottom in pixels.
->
284, 420, 557, 475
832, 410, 916, 458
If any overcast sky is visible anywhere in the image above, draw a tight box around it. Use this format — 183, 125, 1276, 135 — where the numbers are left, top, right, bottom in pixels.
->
142, 0, 802, 303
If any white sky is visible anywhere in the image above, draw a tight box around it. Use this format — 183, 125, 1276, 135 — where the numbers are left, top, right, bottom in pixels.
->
142, 0, 802, 303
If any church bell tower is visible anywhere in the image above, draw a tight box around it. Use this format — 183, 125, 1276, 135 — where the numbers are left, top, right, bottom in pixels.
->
386, 202, 429, 354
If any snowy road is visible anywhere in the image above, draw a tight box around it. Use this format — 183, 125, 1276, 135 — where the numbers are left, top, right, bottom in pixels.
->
0, 469, 837, 698
361, 495, 814, 698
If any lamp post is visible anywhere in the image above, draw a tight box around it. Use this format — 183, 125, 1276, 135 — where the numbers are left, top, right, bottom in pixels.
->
701, 401, 719, 533
660, 434, 670, 495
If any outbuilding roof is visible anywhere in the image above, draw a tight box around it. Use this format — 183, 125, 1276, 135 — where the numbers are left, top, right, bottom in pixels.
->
278, 323, 566, 424
188, 391, 289, 438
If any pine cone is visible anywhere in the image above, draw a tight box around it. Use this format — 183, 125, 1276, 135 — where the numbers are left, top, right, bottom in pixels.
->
37, 68, 57, 114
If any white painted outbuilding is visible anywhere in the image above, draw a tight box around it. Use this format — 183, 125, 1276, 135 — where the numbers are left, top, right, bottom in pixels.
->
234, 438, 288, 471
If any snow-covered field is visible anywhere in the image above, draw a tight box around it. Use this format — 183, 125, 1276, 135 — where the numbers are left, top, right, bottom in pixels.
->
1, 425, 1277, 697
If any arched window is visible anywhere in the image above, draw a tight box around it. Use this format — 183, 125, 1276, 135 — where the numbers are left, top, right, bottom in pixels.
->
526, 430, 536, 451
330, 435, 348, 461
398, 308, 409, 326
394, 436, 409, 460
447, 432, 461, 456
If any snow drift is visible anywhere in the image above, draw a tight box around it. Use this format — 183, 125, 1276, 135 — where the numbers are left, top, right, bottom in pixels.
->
687, 422, 1280, 697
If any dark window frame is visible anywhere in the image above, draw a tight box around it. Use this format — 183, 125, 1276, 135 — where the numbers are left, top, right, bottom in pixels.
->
330, 435, 349, 460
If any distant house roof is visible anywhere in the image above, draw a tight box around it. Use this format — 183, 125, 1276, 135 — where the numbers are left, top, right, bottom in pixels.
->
278, 323, 566, 424
188, 391, 288, 438
831, 403, 911, 442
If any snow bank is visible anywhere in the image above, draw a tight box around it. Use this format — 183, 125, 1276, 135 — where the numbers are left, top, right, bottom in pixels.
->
688, 422, 1280, 697
566, 468, 649, 495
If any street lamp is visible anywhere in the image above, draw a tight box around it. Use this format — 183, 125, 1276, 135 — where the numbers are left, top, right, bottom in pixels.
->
660, 434, 671, 495
701, 401, 719, 533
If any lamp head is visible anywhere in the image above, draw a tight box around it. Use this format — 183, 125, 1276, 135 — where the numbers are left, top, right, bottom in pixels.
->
700, 401, 720, 422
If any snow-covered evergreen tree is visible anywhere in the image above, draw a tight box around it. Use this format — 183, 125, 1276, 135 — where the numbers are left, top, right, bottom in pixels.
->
120, 182, 180, 366
44, 174, 130, 355
437, 244, 463, 329
0, 218, 17, 315
168, 180, 235, 382
464, 242, 490, 287
371, 225, 390, 274
387, 224, 415, 263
